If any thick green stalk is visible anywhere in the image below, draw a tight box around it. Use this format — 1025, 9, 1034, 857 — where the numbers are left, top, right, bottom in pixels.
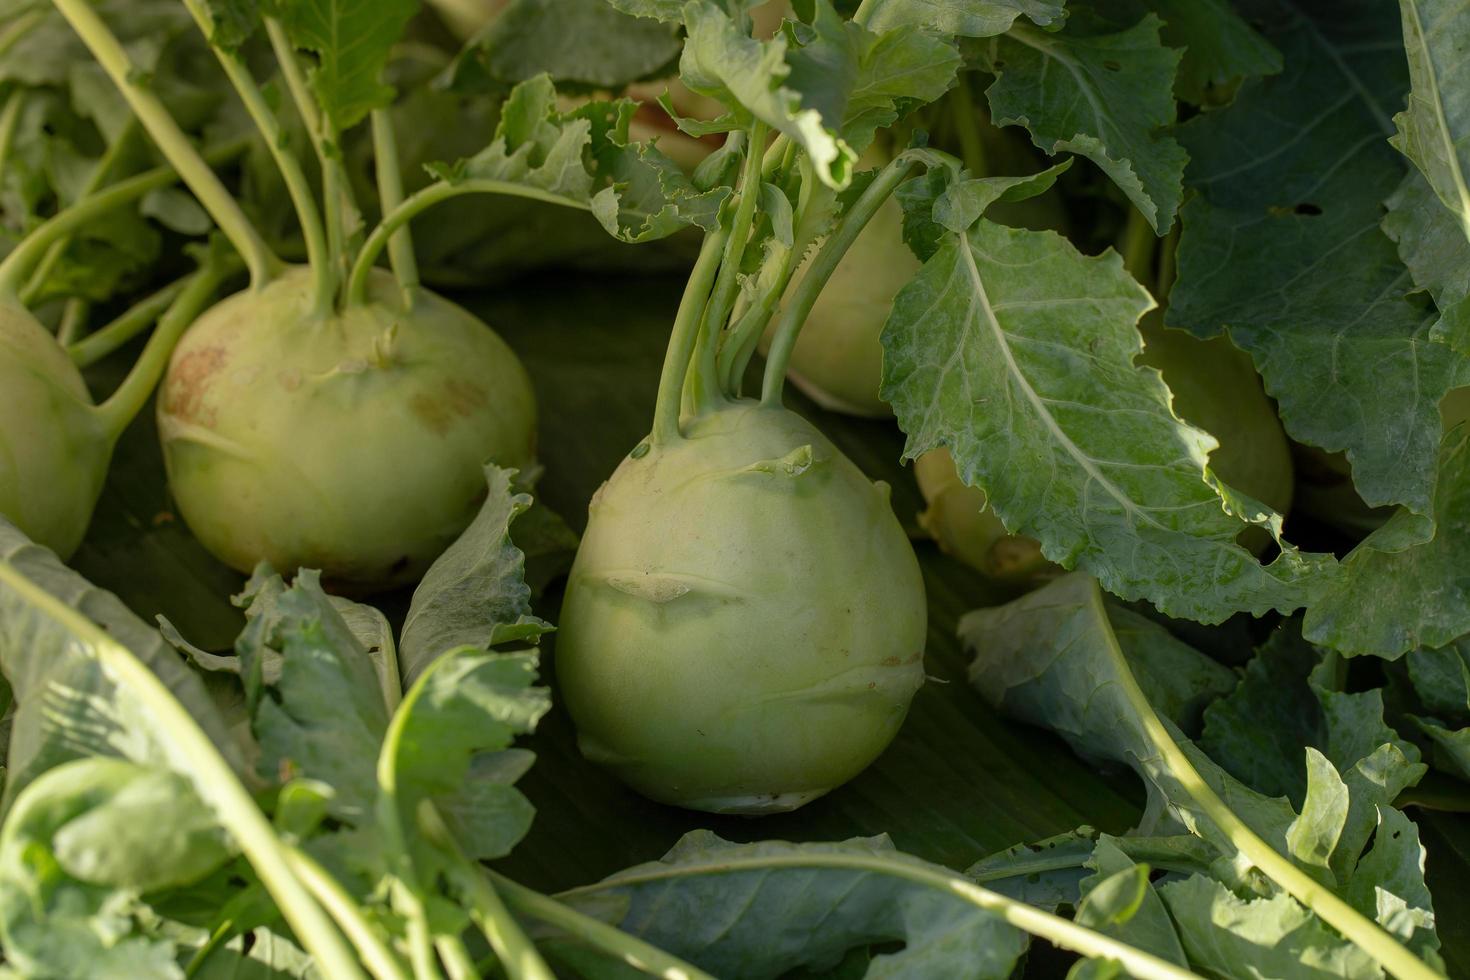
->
0, 566, 365, 980
347, 179, 592, 306
20, 121, 137, 307
49, 0, 277, 285
651, 226, 730, 444
443, 857, 555, 980
761, 155, 916, 404
68, 276, 190, 368
717, 154, 823, 391
284, 847, 412, 980
370, 110, 419, 306
487, 871, 717, 980
555, 853, 1200, 980
0, 89, 25, 184
693, 122, 767, 408
0, 137, 250, 296
434, 934, 478, 980
93, 251, 232, 440
180, 0, 331, 311
1083, 585, 1444, 980
54, 298, 88, 346
264, 19, 354, 310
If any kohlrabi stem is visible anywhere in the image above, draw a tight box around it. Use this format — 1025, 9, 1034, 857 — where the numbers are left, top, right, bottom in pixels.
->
434, 934, 479, 980
55, 298, 88, 346
486, 871, 718, 980
93, 250, 234, 441
1120, 205, 1154, 283
0, 89, 25, 183
183, 916, 235, 978
1082, 584, 1444, 980
445, 858, 556, 980
0, 567, 366, 980
347, 179, 593, 306
717, 154, 824, 391
950, 78, 987, 176
693, 123, 766, 408
283, 846, 412, 980
760, 133, 791, 181
761, 155, 917, 405
555, 853, 1200, 980
21, 120, 137, 307
49, 0, 278, 285
415, 805, 554, 980
181, 0, 331, 311
652, 226, 731, 444
370, 109, 420, 306
69, 275, 190, 368
263, 18, 344, 311
0, 136, 250, 297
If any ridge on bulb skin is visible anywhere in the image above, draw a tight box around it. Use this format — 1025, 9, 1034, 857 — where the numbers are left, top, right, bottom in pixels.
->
556, 400, 927, 814
158, 266, 537, 592
0, 301, 111, 557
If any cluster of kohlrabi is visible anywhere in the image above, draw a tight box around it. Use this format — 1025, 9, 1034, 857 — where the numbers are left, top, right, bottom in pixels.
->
43, 0, 697, 591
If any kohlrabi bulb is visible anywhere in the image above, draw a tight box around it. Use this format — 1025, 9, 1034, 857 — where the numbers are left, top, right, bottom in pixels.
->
916, 318, 1295, 582
556, 402, 927, 814
761, 146, 920, 419
158, 266, 536, 591
0, 301, 110, 557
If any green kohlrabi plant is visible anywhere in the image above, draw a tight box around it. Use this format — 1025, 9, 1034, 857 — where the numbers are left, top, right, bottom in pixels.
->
0, 183, 241, 558
554, 0, 971, 813
50, 0, 670, 590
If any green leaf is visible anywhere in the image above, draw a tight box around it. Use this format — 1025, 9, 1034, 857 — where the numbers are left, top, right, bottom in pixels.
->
0, 519, 243, 810
1167, 1, 1468, 519
784, 1, 961, 155
679, 0, 855, 188
601, 0, 686, 22
1392, 0, 1470, 250
1074, 838, 1188, 968
1345, 806, 1440, 961
880, 216, 1331, 623
271, 0, 419, 130
1303, 427, 1470, 658
235, 568, 390, 823
52, 765, 232, 891
979, 15, 1187, 233
1201, 624, 1424, 805
1405, 637, 1470, 721
446, 0, 681, 89
0, 759, 187, 978
380, 647, 549, 859
1384, 168, 1470, 354
430, 74, 596, 200
860, 0, 1065, 37
961, 574, 1301, 858
1158, 874, 1384, 980
559, 831, 1030, 979
1142, 0, 1281, 104
399, 466, 552, 686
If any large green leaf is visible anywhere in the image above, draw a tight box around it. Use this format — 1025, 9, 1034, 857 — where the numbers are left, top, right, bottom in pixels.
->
880, 209, 1330, 623
1392, 0, 1470, 259
1166, 0, 1468, 520
860, 0, 1063, 37
1303, 427, 1470, 658
272, 0, 419, 130
978, 15, 1187, 233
